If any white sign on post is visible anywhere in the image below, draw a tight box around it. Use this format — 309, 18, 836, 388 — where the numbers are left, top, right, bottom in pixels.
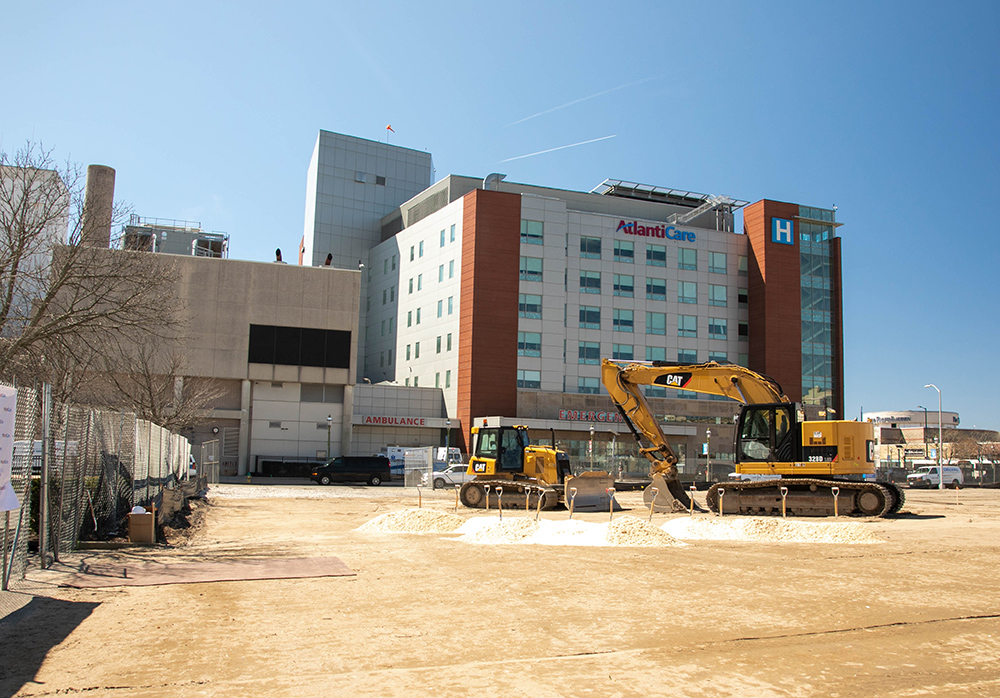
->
0, 387, 19, 511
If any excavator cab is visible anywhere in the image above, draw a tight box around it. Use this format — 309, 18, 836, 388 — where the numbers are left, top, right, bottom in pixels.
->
735, 404, 800, 464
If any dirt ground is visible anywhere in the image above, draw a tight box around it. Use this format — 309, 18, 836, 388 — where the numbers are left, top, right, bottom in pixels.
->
2, 484, 1000, 697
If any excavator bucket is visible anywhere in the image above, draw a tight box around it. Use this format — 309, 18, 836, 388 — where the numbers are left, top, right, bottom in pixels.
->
643, 473, 693, 513
564, 471, 621, 511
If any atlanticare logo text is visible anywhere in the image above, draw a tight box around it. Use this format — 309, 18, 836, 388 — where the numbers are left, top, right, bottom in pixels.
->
616, 220, 696, 242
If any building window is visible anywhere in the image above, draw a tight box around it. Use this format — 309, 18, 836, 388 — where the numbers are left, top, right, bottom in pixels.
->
380, 319, 385, 337
678, 314, 697, 337
579, 305, 600, 329
417, 274, 422, 291
646, 278, 666, 301
709, 318, 728, 340
738, 288, 748, 305
388, 317, 394, 333
445, 370, 451, 388
435, 372, 440, 388
678, 248, 697, 271
646, 244, 666, 267
678, 281, 697, 304
449, 260, 455, 278
437, 300, 443, 318
450, 224, 456, 242
447, 296, 454, 314
384, 259, 389, 275
390, 286, 395, 302
613, 274, 634, 297
419, 241, 424, 257
678, 349, 698, 364
391, 254, 396, 271
709, 284, 727, 307
410, 246, 414, 261
408, 278, 413, 294
387, 348, 392, 364
520, 256, 543, 282
644, 349, 667, 396
440, 229, 446, 247
436, 336, 442, 353
519, 331, 541, 357
406, 344, 411, 360
612, 343, 634, 360
521, 220, 544, 245
646, 311, 666, 335
382, 289, 387, 305
613, 309, 634, 333
518, 369, 541, 389
415, 342, 420, 358
614, 240, 634, 263
447, 333, 452, 351
580, 270, 601, 294
738, 255, 748, 276
578, 341, 600, 365
519, 294, 542, 319
407, 311, 412, 327
414, 376, 419, 387
709, 351, 728, 363
709, 252, 727, 274
379, 351, 385, 368
416, 308, 421, 324
739, 322, 749, 338
578, 376, 601, 394
580, 237, 601, 259
376, 175, 386, 186
439, 265, 444, 282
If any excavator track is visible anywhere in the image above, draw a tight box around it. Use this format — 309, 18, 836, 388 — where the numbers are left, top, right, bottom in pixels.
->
459, 479, 560, 510
704, 479, 905, 518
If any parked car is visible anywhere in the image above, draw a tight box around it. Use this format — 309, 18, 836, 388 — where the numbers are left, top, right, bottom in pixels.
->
906, 465, 964, 489
311, 455, 391, 486
421, 463, 474, 489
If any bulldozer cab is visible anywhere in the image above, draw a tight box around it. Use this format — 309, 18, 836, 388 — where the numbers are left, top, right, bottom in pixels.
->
736, 403, 799, 464
471, 425, 529, 475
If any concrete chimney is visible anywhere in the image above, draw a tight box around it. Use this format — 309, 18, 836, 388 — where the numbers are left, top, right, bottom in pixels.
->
80, 164, 115, 248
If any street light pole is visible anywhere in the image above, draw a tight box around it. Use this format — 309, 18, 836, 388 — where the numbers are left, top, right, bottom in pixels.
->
918, 405, 928, 458
924, 384, 943, 490
445, 418, 451, 461
326, 414, 332, 460
706, 428, 712, 481
589, 424, 595, 471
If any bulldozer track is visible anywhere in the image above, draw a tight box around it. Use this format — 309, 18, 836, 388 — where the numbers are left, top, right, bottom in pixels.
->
459, 480, 560, 510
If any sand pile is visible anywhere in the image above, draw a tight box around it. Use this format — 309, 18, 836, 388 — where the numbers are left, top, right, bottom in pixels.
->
606, 515, 685, 547
663, 516, 883, 544
459, 517, 540, 544
456, 515, 686, 547
357, 508, 466, 533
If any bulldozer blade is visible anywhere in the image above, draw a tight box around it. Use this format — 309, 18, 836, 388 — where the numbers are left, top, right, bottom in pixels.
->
564, 471, 622, 511
643, 473, 693, 513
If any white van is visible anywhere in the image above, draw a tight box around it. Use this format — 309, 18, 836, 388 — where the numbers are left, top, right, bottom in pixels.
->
906, 465, 964, 489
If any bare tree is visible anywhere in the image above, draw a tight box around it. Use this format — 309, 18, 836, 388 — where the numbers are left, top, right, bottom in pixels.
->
0, 142, 180, 405
85, 344, 225, 431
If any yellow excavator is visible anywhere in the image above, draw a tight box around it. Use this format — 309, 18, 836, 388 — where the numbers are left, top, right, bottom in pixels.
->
459, 420, 618, 511
601, 359, 904, 517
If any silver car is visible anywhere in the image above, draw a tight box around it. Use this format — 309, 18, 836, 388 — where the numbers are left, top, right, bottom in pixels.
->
421, 464, 474, 489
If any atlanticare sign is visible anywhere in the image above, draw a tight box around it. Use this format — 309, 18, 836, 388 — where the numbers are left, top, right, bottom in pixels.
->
616, 220, 696, 242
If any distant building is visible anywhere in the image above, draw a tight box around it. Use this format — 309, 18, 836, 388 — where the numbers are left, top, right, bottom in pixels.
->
123, 216, 229, 258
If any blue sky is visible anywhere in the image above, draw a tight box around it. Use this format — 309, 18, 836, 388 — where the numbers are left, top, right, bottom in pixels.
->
4, 1, 998, 429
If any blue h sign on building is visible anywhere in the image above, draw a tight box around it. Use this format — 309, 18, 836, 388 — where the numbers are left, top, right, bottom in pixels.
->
772, 218, 794, 245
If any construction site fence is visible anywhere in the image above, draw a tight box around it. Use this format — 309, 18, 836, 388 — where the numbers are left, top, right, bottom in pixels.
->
1, 382, 192, 592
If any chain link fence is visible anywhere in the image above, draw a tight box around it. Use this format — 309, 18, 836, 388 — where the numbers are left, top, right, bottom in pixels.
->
1, 382, 192, 592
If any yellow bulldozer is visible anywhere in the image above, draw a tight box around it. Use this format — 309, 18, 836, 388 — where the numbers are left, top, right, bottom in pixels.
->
458, 420, 618, 511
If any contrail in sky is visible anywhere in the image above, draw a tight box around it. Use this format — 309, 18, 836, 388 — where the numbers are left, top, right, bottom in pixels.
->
507, 76, 659, 127
500, 135, 617, 163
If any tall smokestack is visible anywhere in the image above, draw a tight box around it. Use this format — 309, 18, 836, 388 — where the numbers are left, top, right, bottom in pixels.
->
80, 164, 115, 248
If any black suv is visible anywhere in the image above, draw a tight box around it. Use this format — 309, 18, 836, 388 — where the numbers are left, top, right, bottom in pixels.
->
310, 456, 391, 486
